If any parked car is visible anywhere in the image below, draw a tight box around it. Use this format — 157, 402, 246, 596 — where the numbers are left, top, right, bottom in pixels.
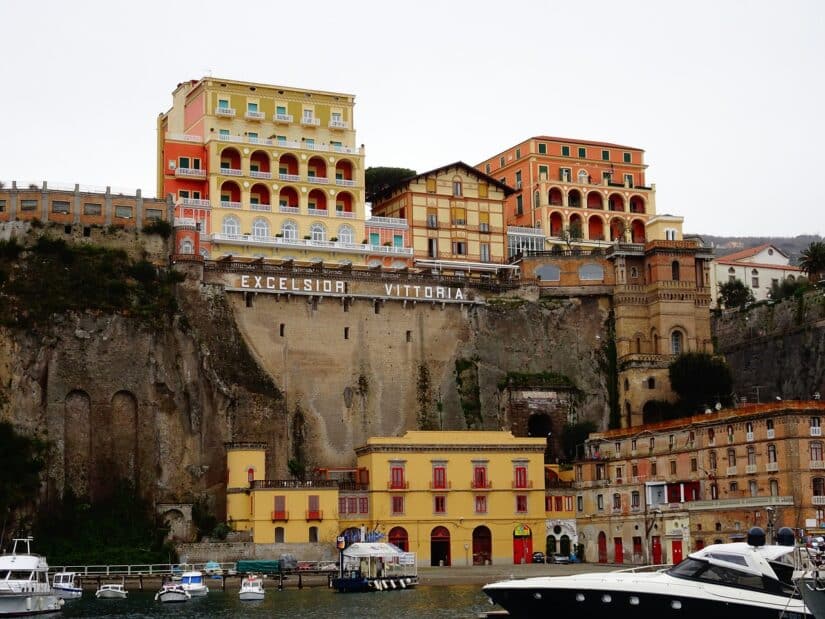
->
552, 553, 571, 564
531, 551, 546, 564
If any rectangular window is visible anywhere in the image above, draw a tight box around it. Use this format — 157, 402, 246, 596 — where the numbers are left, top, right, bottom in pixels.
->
115, 206, 133, 219
218, 99, 229, 109
597, 494, 604, 511
475, 495, 487, 513
691, 458, 698, 472
577, 496, 583, 512
564, 496, 573, 511
473, 466, 488, 488
499, 156, 505, 167
554, 496, 563, 511
391, 495, 404, 515
434, 495, 446, 514
613, 493, 621, 509
276, 105, 287, 115
623, 152, 632, 163
347, 497, 357, 514
624, 174, 634, 188
480, 243, 490, 262
670, 460, 677, 475
560, 168, 571, 182
561, 145, 570, 156
515, 148, 521, 159
538, 165, 548, 180
359, 497, 368, 513
515, 195, 523, 215
451, 207, 466, 225
452, 180, 462, 196
426, 178, 436, 193
390, 465, 406, 489
515, 170, 522, 188
84, 203, 101, 216
602, 149, 610, 161
538, 143, 547, 154
578, 146, 586, 158
514, 465, 528, 488
247, 102, 258, 113
247, 132, 258, 140
305, 138, 315, 147
427, 238, 437, 258
145, 209, 162, 220
631, 491, 640, 508
485, 163, 491, 174
20, 199, 37, 211
369, 232, 380, 245
545, 496, 553, 511
0, 200, 5, 212
451, 241, 466, 255
651, 460, 658, 476
432, 466, 447, 489
339, 497, 347, 515
51, 200, 70, 214
393, 234, 403, 247
219, 129, 230, 137
516, 495, 528, 513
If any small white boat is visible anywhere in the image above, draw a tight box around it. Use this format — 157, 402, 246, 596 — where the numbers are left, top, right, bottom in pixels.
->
52, 571, 82, 599
239, 575, 265, 601
0, 538, 63, 616
179, 570, 208, 596
95, 583, 128, 599
155, 583, 190, 603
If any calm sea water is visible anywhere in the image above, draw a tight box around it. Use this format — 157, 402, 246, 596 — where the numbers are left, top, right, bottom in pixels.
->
61, 586, 494, 618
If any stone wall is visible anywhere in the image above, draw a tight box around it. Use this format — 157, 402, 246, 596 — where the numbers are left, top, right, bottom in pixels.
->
175, 541, 338, 563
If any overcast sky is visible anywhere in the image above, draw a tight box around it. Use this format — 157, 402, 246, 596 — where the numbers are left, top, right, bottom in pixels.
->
1, 0, 822, 237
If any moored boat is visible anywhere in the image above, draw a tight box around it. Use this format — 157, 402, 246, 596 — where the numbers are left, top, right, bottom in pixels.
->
332, 542, 418, 593
239, 575, 265, 601
484, 527, 813, 618
154, 583, 190, 603
94, 583, 128, 599
0, 537, 63, 616
179, 570, 208, 597
51, 572, 81, 599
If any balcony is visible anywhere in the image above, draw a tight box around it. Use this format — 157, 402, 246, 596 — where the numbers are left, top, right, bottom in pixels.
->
271, 511, 289, 521
335, 210, 355, 219
429, 481, 452, 490
814, 496, 825, 505
215, 107, 236, 117
767, 429, 776, 439
387, 481, 409, 490
335, 178, 357, 187
745, 464, 758, 474
220, 168, 243, 177
471, 480, 492, 490
220, 201, 242, 209
250, 203, 272, 212
766, 462, 779, 472
175, 167, 206, 179
279, 173, 301, 183
273, 113, 293, 123
687, 495, 795, 511
248, 137, 274, 146
308, 176, 329, 185
512, 480, 534, 489
812, 461, 825, 470
306, 510, 324, 521
279, 205, 300, 214
301, 117, 321, 127
307, 207, 328, 217
209, 234, 414, 256
250, 170, 272, 180
746, 432, 754, 442
813, 427, 822, 437
367, 216, 407, 229
329, 119, 349, 129
165, 132, 202, 143
245, 111, 265, 121
217, 134, 244, 144
726, 466, 737, 476
180, 197, 211, 208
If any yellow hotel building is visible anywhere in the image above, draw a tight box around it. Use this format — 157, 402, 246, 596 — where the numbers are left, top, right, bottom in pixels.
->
226, 432, 547, 565
157, 77, 411, 266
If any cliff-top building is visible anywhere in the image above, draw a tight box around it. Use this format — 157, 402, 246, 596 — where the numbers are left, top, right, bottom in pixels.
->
709, 243, 804, 307
157, 77, 411, 267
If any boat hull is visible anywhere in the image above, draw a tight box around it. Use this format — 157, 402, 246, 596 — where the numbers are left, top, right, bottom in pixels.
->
182, 586, 208, 597
52, 586, 81, 600
800, 578, 825, 619
0, 592, 63, 616
333, 576, 418, 593
239, 591, 265, 601
484, 585, 813, 618
95, 590, 127, 599
155, 591, 189, 603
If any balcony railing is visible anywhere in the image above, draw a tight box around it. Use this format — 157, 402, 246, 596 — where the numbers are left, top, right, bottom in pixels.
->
308, 176, 329, 184
429, 481, 452, 489
274, 113, 293, 123
766, 462, 779, 472
215, 107, 236, 117
253, 479, 338, 489
335, 210, 355, 218
387, 481, 409, 490
250, 203, 272, 212
812, 461, 825, 470
329, 120, 349, 129
220, 201, 242, 209
767, 429, 776, 439
220, 168, 243, 177
726, 466, 737, 476
250, 170, 272, 180
746, 432, 754, 442
471, 480, 492, 489
814, 496, 825, 505
745, 464, 758, 474
248, 137, 274, 146
512, 480, 534, 489
307, 207, 328, 217
218, 134, 244, 143
245, 111, 265, 120
279, 173, 301, 183
180, 198, 211, 208
367, 216, 407, 228
279, 205, 300, 214
335, 179, 357, 187
813, 427, 822, 437
165, 132, 202, 143
209, 233, 414, 256
306, 510, 323, 521
301, 117, 321, 127
175, 168, 206, 178
271, 511, 289, 521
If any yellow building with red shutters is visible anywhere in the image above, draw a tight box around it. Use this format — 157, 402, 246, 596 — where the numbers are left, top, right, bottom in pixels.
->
157, 77, 411, 267
225, 432, 548, 565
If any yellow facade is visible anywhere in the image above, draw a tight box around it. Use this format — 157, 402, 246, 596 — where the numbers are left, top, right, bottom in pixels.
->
225, 443, 266, 532
356, 431, 546, 566
249, 484, 340, 545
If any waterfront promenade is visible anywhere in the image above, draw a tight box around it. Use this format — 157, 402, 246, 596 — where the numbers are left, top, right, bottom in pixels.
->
419, 562, 617, 586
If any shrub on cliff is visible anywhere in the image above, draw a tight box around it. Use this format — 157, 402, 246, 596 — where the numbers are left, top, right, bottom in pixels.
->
142, 219, 172, 239
669, 352, 733, 412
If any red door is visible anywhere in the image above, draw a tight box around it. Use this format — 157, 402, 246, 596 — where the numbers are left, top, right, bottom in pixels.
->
597, 532, 607, 563
614, 538, 623, 564
651, 536, 662, 564
671, 540, 683, 564
513, 533, 533, 564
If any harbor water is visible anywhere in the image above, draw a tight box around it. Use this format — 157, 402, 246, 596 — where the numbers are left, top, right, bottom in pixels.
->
61, 585, 494, 618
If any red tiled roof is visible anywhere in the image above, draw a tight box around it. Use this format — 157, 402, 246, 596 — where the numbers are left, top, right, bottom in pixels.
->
532, 135, 643, 151
717, 243, 787, 263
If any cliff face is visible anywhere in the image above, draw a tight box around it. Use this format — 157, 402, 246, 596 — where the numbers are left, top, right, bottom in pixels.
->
0, 277, 613, 508
713, 290, 825, 401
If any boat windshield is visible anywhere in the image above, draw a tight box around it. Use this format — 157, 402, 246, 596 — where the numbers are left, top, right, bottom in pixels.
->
668, 558, 784, 595
1, 570, 34, 581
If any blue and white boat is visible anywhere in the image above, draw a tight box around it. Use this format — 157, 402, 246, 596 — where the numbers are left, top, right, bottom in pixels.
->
179, 570, 208, 597
51, 571, 81, 599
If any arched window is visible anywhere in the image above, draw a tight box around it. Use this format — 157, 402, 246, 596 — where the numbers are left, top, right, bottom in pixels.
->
728, 267, 736, 282
310, 223, 326, 242
709, 451, 717, 470
671, 260, 680, 281
708, 428, 715, 444
222, 215, 240, 235
767, 444, 777, 463
727, 448, 736, 467
281, 220, 297, 240
670, 331, 683, 355
577, 169, 588, 184
710, 483, 718, 500
337, 224, 354, 244
179, 239, 194, 254
252, 217, 270, 238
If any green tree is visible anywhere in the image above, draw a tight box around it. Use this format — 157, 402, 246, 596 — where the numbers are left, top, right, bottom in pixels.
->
365, 167, 416, 199
769, 276, 809, 302
716, 279, 755, 309
560, 421, 597, 462
668, 353, 733, 412
799, 241, 825, 283
0, 422, 48, 546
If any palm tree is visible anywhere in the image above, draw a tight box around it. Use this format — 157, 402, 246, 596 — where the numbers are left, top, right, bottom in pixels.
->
799, 241, 825, 283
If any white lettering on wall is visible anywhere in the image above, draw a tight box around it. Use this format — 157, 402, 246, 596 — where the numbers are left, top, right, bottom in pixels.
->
240, 277, 468, 302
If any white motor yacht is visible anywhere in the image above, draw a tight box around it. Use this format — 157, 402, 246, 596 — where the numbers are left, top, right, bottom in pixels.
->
179, 570, 208, 596
155, 582, 190, 603
94, 583, 128, 599
484, 527, 814, 618
0, 538, 63, 616
51, 571, 82, 599
239, 574, 265, 600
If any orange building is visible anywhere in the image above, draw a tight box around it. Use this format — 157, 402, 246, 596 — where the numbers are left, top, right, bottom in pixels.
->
475, 137, 655, 258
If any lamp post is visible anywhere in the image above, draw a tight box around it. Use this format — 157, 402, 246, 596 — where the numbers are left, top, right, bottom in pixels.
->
464, 543, 470, 567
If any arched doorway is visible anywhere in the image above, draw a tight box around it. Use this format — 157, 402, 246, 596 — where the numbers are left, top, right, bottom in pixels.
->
598, 531, 607, 563
513, 524, 533, 564
472, 526, 492, 565
430, 526, 451, 566
559, 534, 571, 556
388, 526, 409, 551
546, 534, 557, 555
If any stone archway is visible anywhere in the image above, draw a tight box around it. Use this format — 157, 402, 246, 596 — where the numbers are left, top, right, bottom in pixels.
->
64, 390, 91, 497
472, 525, 492, 565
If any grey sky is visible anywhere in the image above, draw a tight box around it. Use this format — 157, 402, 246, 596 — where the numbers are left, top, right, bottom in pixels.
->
1, 0, 821, 237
